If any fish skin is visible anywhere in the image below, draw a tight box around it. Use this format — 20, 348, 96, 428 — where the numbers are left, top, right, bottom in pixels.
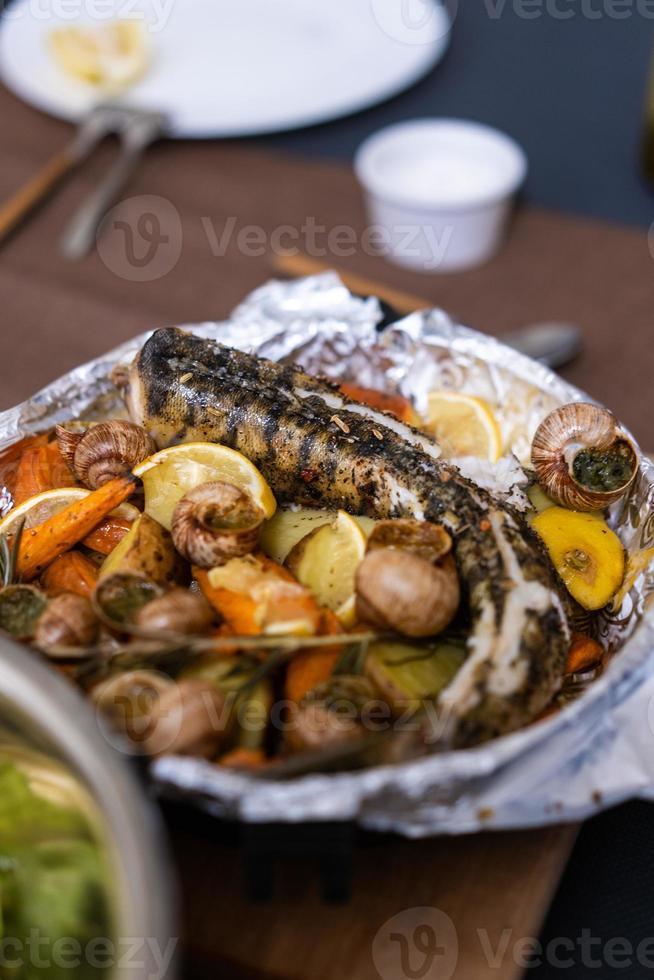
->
128, 328, 570, 747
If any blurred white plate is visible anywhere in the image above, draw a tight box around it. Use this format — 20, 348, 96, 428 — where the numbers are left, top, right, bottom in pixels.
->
0, 0, 451, 138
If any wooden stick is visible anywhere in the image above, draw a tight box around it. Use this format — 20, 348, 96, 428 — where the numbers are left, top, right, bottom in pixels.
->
0, 148, 77, 245
270, 253, 430, 316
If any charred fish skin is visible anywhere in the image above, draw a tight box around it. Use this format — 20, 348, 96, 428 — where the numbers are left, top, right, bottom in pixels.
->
128, 328, 570, 747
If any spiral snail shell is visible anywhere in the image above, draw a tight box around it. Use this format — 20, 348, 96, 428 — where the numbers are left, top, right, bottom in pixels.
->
57, 420, 155, 489
171, 481, 265, 568
531, 403, 638, 511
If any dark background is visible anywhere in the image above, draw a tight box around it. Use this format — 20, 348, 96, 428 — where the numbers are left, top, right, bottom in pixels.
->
266, 1, 654, 229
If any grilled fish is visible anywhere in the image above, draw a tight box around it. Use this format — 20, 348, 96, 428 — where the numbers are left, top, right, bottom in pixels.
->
127, 328, 570, 746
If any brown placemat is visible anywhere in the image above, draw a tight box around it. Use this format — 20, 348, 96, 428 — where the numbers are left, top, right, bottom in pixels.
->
1, 87, 654, 446
0, 86, 643, 979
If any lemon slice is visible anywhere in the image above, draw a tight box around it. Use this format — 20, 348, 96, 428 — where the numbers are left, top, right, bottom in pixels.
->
260, 506, 375, 564
423, 391, 502, 462
285, 510, 367, 627
0, 488, 139, 536
48, 21, 149, 91
133, 442, 277, 531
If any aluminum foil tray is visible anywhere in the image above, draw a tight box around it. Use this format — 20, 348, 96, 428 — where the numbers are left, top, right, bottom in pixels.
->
3, 273, 654, 837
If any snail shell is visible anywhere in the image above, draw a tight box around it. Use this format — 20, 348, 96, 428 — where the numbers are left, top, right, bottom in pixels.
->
58, 420, 155, 489
91, 670, 175, 746
171, 481, 264, 568
54, 425, 83, 470
355, 549, 460, 638
366, 518, 452, 563
34, 592, 99, 655
531, 403, 638, 511
135, 588, 214, 635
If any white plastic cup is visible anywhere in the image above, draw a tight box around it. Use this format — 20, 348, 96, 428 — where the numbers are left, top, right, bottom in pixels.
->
354, 119, 528, 273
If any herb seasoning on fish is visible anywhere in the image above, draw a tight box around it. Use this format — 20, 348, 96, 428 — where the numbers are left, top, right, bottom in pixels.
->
127, 328, 571, 747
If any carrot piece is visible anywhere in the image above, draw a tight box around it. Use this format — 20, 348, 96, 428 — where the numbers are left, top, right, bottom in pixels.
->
13, 442, 76, 505
285, 647, 341, 703
41, 551, 99, 599
219, 748, 267, 769
81, 516, 133, 555
285, 608, 344, 703
0, 434, 50, 508
16, 474, 136, 581
194, 553, 323, 636
339, 382, 418, 425
565, 633, 604, 675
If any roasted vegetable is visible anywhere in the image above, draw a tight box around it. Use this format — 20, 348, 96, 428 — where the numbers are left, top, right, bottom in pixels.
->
285, 510, 367, 627
0, 585, 47, 639
81, 515, 133, 555
13, 441, 76, 505
339, 382, 418, 424
41, 551, 99, 599
565, 633, 604, 675
285, 610, 344, 704
364, 639, 467, 715
195, 554, 323, 636
16, 474, 136, 581
261, 506, 374, 565
531, 507, 625, 611
99, 512, 183, 586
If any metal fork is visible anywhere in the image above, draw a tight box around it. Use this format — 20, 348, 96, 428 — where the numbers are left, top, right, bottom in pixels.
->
0, 104, 167, 256
60, 105, 167, 260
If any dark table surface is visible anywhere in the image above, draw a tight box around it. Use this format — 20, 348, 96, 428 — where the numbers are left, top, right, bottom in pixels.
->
264, 2, 654, 230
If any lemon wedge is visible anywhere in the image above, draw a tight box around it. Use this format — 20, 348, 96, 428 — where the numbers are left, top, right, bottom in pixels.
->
284, 510, 367, 627
0, 488, 139, 536
260, 506, 375, 564
423, 391, 502, 462
133, 442, 277, 531
48, 21, 149, 92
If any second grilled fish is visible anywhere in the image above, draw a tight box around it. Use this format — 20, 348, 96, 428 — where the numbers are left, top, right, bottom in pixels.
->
127, 327, 570, 747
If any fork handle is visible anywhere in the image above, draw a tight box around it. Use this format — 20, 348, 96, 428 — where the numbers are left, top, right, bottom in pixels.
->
0, 148, 77, 245
60, 139, 149, 261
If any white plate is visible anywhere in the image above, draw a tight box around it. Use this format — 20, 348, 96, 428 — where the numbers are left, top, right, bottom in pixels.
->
0, 0, 451, 138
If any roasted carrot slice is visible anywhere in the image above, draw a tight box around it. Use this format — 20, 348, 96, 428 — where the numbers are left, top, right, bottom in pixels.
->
41, 551, 99, 599
565, 633, 604, 675
13, 442, 76, 505
0, 434, 50, 509
339, 382, 418, 425
81, 516, 133, 555
17, 474, 136, 581
285, 609, 344, 703
219, 748, 267, 769
195, 553, 323, 636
